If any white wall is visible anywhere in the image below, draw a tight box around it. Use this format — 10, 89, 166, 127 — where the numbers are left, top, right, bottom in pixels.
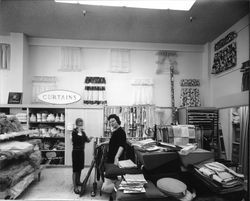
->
0, 33, 26, 104
27, 41, 203, 107
209, 14, 249, 108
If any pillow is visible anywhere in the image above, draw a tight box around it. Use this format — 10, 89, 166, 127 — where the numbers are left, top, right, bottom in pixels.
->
157, 178, 187, 199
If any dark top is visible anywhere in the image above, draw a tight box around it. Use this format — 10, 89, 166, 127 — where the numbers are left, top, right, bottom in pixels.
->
72, 128, 90, 150
107, 127, 127, 163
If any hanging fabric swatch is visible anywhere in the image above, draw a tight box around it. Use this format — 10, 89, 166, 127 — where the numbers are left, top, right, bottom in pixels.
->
32, 76, 57, 103
59, 47, 83, 72
180, 88, 201, 107
110, 49, 130, 73
131, 78, 154, 105
83, 76, 107, 105
0, 44, 10, 70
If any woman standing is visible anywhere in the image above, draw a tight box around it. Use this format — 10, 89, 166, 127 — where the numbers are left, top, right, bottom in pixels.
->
107, 114, 127, 165
71, 118, 93, 194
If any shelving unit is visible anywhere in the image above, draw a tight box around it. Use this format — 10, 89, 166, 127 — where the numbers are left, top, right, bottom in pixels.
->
231, 107, 241, 164
0, 105, 66, 166
178, 107, 221, 158
0, 131, 42, 199
28, 107, 66, 165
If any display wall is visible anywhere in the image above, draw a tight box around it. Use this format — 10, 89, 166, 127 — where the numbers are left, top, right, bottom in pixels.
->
209, 14, 249, 108
0, 35, 203, 107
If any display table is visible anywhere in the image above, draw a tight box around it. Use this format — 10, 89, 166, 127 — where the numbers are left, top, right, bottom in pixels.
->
134, 149, 178, 171
178, 148, 214, 168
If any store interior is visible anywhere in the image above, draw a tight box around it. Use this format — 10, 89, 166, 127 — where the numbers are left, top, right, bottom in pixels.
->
0, 0, 249, 200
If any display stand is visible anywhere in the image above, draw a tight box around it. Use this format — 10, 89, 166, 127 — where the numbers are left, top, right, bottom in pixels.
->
0, 131, 42, 199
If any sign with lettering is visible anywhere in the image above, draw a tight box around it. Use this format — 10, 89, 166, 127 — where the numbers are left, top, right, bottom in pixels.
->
38, 90, 81, 105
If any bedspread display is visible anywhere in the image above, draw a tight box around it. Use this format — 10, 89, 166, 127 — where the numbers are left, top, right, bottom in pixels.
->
212, 31, 237, 75
0, 140, 42, 195
180, 88, 201, 107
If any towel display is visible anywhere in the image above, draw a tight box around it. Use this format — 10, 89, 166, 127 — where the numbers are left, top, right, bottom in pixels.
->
83, 76, 107, 105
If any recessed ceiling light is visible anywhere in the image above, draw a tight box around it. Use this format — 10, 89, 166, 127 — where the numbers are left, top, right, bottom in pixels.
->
55, 0, 196, 11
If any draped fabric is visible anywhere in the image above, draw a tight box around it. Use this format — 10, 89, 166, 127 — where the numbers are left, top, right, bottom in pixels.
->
131, 78, 154, 105
110, 49, 130, 73
239, 106, 249, 178
84, 76, 107, 105
32, 76, 57, 103
60, 47, 83, 71
0, 44, 10, 70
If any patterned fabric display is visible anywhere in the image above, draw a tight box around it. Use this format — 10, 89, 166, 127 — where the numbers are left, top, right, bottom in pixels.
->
180, 88, 201, 107
180, 79, 200, 87
84, 76, 107, 105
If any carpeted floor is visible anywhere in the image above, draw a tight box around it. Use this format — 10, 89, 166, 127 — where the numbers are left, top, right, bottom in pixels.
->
18, 167, 110, 200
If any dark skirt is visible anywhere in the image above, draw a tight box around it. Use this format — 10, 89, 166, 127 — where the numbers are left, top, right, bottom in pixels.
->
72, 149, 85, 172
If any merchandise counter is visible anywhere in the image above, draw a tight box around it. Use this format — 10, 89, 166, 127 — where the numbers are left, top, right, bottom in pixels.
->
134, 148, 178, 171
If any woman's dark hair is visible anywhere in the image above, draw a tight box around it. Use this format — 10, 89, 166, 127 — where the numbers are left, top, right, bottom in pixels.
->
75, 118, 83, 126
108, 114, 121, 125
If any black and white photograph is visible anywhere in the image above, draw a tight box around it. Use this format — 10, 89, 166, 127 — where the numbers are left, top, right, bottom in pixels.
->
0, 0, 249, 200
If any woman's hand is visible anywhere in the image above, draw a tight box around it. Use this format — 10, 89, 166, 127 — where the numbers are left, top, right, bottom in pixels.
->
89, 136, 94, 141
114, 157, 119, 166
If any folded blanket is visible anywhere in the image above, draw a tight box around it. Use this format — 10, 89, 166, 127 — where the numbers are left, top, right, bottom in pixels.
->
0, 161, 34, 191
28, 150, 42, 169
0, 141, 34, 169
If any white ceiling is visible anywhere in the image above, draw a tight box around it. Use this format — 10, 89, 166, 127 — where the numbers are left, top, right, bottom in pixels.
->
0, 0, 249, 44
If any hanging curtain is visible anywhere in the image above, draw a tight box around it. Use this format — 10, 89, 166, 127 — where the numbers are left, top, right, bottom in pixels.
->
32, 76, 57, 103
60, 47, 83, 71
83, 76, 107, 105
131, 78, 154, 105
0, 44, 10, 70
110, 49, 130, 73
239, 106, 249, 178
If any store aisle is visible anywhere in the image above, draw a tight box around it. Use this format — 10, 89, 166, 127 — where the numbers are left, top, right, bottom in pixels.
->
19, 167, 109, 200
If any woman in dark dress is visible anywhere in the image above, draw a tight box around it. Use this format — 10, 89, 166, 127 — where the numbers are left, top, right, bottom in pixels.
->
107, 114, 127, 165
71, 118, 93, 194
101, 114, 127, 193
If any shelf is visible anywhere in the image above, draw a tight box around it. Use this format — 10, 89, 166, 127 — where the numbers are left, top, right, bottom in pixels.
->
0, 130, 39, 140
41, 150, 65, 152
232, 142, 240, 145
29, 136, 64, 139
29, 121, 65, 124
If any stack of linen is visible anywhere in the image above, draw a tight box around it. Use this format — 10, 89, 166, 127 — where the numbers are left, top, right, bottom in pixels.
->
130, 139, 160, 152
118, 174, 147, 194
0, 140, 42, 199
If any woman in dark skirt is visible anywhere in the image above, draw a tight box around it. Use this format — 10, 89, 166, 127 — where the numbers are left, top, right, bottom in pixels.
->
71, 118, 93, 194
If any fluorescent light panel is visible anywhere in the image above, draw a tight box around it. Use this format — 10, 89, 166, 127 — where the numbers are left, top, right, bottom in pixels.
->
55, 0, 196, 11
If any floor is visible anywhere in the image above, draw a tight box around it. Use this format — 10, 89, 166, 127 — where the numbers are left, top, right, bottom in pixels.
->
18, 167, 110, 200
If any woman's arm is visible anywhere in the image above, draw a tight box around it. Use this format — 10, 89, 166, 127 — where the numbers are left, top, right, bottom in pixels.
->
114, 146, 124, 166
